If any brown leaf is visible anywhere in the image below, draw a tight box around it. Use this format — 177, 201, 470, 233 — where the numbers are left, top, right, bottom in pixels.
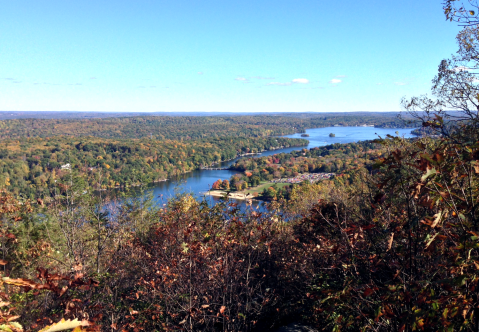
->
129, 308, 138, 315
474, 261, 479, 270
220, 306, 226, 314
60, 286, 68, 297
387, 233, 394, 251
7, 315, 20, 322
0, 301, 11, 307
73, 264, 83, 271
413, 183, 422, 199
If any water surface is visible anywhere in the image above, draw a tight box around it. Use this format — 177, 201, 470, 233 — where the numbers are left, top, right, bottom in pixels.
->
144, 126, 414, 206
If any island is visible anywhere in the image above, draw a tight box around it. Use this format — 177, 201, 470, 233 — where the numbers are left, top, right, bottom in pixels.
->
329, 133, 336, 137
301, 133, 310, 137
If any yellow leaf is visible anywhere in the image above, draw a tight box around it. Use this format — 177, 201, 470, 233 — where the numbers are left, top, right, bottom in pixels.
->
2, 278, 38, 288
72, 327, 87, 332
9, 323, 22, 330
0, 324, 13, 332
38, 319, 89, 332
431, 211, 443, 228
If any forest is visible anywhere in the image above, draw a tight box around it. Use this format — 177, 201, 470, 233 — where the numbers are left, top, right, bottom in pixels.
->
0, 136, 307, 199
0, 111, 411, 200
0, 113, 412, 141
2, 2, 479, 332
212, 141, 383, 201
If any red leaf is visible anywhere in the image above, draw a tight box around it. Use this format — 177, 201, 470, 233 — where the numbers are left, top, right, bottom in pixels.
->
363, 288, 375, 297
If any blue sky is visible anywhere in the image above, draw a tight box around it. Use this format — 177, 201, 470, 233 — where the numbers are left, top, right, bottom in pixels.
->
0, 1, 462, 113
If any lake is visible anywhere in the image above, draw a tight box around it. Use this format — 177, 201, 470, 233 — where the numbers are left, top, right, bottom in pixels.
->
142, 126, 415, 207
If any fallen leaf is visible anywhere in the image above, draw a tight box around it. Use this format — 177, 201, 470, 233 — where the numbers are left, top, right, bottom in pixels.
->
387, 232, 394, 251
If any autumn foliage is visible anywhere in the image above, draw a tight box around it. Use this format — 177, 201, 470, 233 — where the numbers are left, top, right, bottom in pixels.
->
1, 121, 479, 331
3, 4, 479, 330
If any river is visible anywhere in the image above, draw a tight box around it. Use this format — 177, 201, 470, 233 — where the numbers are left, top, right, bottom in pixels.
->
143, 126, 415, 207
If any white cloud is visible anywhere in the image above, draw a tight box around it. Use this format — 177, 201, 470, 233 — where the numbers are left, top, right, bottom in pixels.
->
197, 72, 204, 75
376, 83, 383, 85
267, 82, 292, 86
235, 77, 248, 81
336, 75, 347, 78
394, 82, 407, 86
329, 78, 342, 84
292, 78, 309, 84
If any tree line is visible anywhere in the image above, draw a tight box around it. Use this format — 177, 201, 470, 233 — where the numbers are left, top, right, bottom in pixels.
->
0, 114, 414, 141
0, 136, 307, 199
211, 141, 383, 200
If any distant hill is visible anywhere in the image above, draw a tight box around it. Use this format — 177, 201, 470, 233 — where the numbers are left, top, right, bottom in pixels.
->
0, 111, 410, 121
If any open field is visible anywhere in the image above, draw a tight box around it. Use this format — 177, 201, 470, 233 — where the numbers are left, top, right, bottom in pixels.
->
245, 182, 290, 194
204, 190, 254, 200
204, 182, 291, 200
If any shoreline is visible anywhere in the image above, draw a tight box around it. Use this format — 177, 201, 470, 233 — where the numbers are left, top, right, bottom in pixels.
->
204, 143, 308, 168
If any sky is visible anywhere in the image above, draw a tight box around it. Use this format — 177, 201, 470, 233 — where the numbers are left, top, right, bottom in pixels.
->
0, 1, 463, 113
